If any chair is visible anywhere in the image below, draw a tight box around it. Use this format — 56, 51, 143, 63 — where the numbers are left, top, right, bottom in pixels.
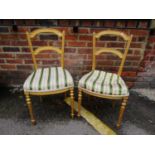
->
24, 28, 74, 125
78, 30, 132, 128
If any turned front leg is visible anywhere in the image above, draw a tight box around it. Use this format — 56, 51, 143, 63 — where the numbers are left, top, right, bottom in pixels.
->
117, 97, 128, 128
70, 88, 74, 118
25, 92, 36, 125
78, 89, 82, 117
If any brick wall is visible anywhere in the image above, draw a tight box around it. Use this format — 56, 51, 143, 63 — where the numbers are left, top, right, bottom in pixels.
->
135, 29, 155, 88
0, 19, 153, 88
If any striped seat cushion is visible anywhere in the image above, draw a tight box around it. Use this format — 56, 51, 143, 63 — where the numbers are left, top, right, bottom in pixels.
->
23, 67, 74, 92
78, 70, 129, 96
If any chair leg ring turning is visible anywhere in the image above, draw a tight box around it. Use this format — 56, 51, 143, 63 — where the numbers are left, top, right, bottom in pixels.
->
117, 97, 128, 128
25, 93, 36, 125
78, 89, 82, 117
70, 88, 74, 118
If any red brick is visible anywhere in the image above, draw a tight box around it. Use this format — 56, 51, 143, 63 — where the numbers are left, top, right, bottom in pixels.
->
134, 50, 141, 55
126, 82, 134, 88
121, 71, 137, 77
0, 41, 10, 46
148, 36, 155, 43
79, 35, 92, 41
127, 21, 137, 28
32, 41, 47, 46
107, 42, 125, 48
11, 41, 28, 46
7, 59, 23, 64
24, 60, 33, 64
55, 27, 69, 32
65, 35, 77, 40
18, 27, 30, 32
0, 34, 21, 40
35, 54, 51, 59
97, 60, 114, 65
126, 55, 141, 61
103, 21, 115, 27
0, 59, 5, 63
78, 48, 92, 54
138, 21, 148, 29
130, 43, 142, 48
79, 28, 89, 34
17, 65, 33, 70
16, 54, 32, 59
1, 64, 16, 70
67, 41, 86, 47
59, 20, 70, 26
130, 30, 149, 35
64, 48, 76, 53
81, 21, 92, 26
0, 53, 15, 58
21, 48, 31, 53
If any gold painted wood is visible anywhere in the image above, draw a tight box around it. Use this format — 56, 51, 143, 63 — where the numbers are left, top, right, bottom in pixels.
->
26, 28, 65, 70
80, 88, 127, 100
26, 32, 37, 70
92, 32, 96, 70
25, 88, 71, 96
95, 30, 130, 41
70, 88, 74, 118
80, 30, 132, 128
92, 29, 133, 74
117, 97, 128, 128
25, 28, 74, 125
33, 46, 62, 55
25, 93, 36, 125
118, 35, 132, 76
78, 89, 82, 117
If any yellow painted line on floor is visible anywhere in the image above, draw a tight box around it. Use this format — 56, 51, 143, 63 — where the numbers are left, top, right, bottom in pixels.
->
64, 97, 116, 135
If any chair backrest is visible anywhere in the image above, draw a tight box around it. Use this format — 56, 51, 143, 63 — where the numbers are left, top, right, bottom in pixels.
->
26, 28, 65, 70
92, 30, 132, 76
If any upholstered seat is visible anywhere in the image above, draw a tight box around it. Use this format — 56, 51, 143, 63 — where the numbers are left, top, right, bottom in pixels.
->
24, 67, 74, 93
78, 70, 129, 96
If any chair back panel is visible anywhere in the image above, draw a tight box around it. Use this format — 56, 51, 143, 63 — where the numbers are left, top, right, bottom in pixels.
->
26, 28, 65, 70
92, 30, 132, 75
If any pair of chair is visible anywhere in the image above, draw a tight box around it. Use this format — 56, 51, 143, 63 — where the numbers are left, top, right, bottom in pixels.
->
23, 28, 132, 128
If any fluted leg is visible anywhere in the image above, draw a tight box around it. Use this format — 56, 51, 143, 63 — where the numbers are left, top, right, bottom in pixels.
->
78, 89, 82, 117
25, 93, 36, 125
117, 97, 128, 128
70, 88, 74, 118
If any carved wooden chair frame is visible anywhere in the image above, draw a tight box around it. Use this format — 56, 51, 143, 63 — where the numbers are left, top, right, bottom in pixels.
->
78, 30, 132, 128
24, 28, 74, 125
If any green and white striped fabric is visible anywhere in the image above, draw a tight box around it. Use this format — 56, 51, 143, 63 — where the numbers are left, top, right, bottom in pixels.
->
78, 70, 129, 96
24, 67, 74, 92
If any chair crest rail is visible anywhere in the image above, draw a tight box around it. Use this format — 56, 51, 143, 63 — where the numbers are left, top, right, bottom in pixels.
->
29, 28, 63, 38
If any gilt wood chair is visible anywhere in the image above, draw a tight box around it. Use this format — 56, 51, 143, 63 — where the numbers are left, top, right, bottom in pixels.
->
78, 30, 132, 128
23, 28, 74, 125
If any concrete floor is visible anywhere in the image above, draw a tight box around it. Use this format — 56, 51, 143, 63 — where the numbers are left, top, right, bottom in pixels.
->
133, 88, 155, 101
0, 87, 155, 135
